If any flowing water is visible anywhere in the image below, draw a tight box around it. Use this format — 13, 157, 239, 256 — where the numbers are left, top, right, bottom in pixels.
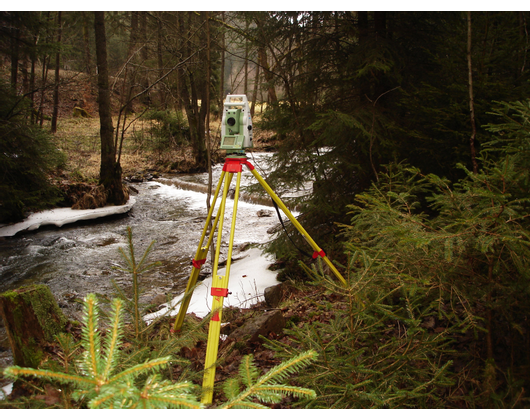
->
0, 153, 285, 314
0, 153, 291, 379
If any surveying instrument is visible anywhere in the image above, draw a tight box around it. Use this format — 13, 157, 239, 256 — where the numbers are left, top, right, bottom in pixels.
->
172, 94, 347, 404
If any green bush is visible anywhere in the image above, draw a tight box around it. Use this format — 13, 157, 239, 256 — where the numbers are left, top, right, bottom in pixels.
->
266, 100, 530, 408
141, 110, 190, 154
0, 83, 66, 223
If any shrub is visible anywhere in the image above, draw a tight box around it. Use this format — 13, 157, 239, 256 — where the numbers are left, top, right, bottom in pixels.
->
141, 110, 190, 155
266, 100, 530, 408
0, 82, 66, 223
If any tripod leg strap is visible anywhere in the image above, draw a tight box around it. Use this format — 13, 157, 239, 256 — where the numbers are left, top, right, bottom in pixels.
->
192, 258, 207, 269
313, 249, 326, 259
211, 287, 229, 297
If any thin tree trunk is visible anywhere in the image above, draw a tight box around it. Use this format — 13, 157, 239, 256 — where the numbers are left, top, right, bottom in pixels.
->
467, 11, 479, 174
139, 11, 149, 105
10, 26, 19, 91
205, 11, 212, 200
244, 19, 249, 94
38, 11, 51, 127
251, 63, 260, 115
51, 11, 62, 133
258, 46, 277, 103
157, 12, 166, 109
205, 12, 215, 266
219, 12, 225, 111
82, 12, 92, 74
123, 11, 139, 115
30, 36, 36, 124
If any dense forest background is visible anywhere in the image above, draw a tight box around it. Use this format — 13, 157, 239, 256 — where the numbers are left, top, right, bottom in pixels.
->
1, 11, 530, 408
2, 11, 530, 220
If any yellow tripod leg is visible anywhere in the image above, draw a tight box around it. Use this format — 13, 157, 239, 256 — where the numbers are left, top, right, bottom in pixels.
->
201, 171, 242, 405
172, 171, 227, 333
250, 168, 347, 286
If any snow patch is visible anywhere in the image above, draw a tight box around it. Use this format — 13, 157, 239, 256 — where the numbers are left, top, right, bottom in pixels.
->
0, 382, 13, 400
144, 247, 279, 322
0, 197, 136, 237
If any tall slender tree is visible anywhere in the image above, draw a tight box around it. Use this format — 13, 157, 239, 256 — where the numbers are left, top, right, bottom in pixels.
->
50, 11, 61, 133
94, 11, 128, 205
467, 11, 478, 174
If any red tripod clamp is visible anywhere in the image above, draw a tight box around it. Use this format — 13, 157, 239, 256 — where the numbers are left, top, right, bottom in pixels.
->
223, 157, 255, 173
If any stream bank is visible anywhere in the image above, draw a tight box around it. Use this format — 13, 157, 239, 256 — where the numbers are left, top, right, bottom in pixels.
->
0, 153, 289, 391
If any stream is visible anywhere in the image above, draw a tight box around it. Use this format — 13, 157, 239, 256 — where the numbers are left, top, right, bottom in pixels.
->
0, 152, 296, 381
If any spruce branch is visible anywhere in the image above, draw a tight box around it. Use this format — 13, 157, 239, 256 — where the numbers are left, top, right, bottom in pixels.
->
220, 350, 317, 409
3, 293, 202, 409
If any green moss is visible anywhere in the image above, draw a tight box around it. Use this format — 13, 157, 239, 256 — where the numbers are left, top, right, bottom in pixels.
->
0, 284, 68, 368
21, 284, 68, 341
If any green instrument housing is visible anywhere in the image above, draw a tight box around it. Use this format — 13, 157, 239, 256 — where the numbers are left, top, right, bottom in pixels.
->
220, 94, 253, 151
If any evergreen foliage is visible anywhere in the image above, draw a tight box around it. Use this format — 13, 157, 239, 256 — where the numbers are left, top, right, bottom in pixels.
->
220, 350, 317, 408
250, 12, 530, 263
4, 294, 203, 409
265, 99, 530, 408
112, 226, 161, 339
0, 81, 66, 223
3, 292, 317, 408
140, 109, 190, 155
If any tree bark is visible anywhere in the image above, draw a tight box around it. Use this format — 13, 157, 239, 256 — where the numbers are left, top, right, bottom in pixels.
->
139, 11, 150, 105
51, 11, 62, 133
467, 11, 479, 174
123, 11, 139, 115
0, 285, 68, 368
219, 12, 225, 111
82, 11, 92, 74
157, 12, 166, 109
251, 63, 260, 115
94, 11, 128, 205
258, 46, 277, 103
10, 26, 19, 91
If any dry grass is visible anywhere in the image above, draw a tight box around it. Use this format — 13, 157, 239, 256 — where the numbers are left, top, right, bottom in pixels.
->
52, 116, 166, 180
51, 104, 275, 183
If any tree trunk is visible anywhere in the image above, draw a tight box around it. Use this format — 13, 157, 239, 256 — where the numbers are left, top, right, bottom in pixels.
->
258, 46, 277, 103
139, 11, 150, 105
10, 23, 20, 92
0, 285, 68, 368
157, 12, 166, 109
467, 11, 479, 174
94, 11, 128, 206
244, 19, 249, 94
251, 63, 260, 115
51, 11, 62, 133
37, 11, 51, 127
124, 11, 139, 115
219, 12, 225, 111
82, 12, 92, 74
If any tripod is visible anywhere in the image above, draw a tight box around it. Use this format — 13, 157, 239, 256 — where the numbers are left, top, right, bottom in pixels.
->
171, 153, 347, 404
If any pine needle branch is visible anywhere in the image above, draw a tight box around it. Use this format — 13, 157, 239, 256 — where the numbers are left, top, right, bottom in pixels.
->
220, 350, 317, 409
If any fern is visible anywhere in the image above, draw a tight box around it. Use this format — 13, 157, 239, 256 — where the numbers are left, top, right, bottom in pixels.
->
4, 294, 202, 409
219, 350, 317, 409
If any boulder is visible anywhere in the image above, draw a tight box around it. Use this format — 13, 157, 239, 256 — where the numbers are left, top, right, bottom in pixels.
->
264, 284, 283, 308
73, 106, 91, 118
227, 309, 285, 343
257, 209, 273, 217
